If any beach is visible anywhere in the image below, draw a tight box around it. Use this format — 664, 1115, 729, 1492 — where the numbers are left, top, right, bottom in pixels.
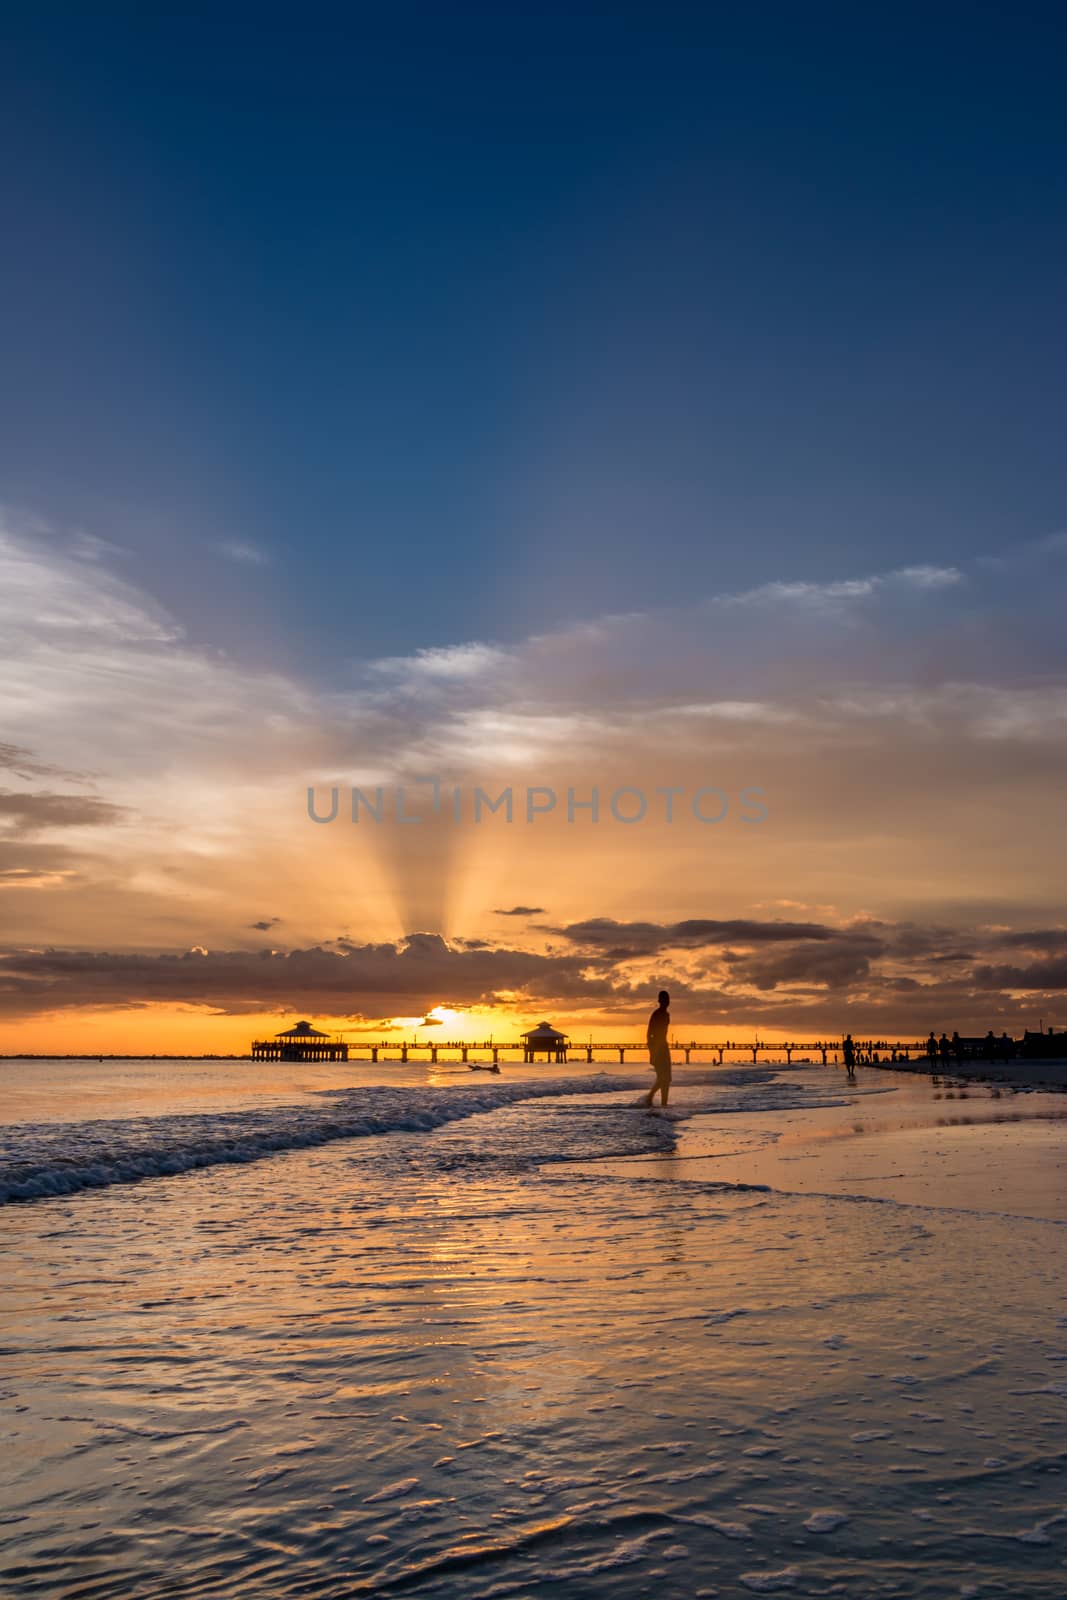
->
2, 1058, 1065, 1598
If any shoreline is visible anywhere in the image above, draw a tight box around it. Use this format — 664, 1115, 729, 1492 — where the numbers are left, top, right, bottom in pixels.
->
5, 1050, 1067, 1091
867, 1055, 1067, 1090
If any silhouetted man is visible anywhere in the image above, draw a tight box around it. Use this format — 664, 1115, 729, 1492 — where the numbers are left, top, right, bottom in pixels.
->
643, 989, 672, 1107
842, 1033, 856, 1079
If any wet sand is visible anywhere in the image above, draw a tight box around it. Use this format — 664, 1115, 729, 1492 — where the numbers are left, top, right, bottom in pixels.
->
874, 1057, 1067, 1091
2, 1060, 1065, 1598
593, 1067, 1067, 1223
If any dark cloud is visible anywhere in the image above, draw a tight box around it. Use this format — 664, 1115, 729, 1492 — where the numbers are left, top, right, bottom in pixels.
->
0, 935, 615, 1020
877, 923, 963, 958
972, 957, 1067, 991
724, 937, 883, 992
991, 928, 1067, 951
0, 791, 127, 833
249, 917, 281, 931
5, 918, 1067, 1034
557, 917, 837, 960
493, 905, 545, 916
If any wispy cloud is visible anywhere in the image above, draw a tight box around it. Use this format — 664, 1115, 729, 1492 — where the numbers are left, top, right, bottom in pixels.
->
370, 642, 509, 682
216, 538, 269, 565
0, 792, 128, 834
711, 563, 963, 611
673, 701, 799, 725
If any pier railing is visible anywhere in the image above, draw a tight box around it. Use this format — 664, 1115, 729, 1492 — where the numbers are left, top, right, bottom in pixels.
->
312, 1038, 928, 1066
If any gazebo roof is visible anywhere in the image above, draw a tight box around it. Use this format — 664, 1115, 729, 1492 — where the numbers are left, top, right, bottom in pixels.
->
275, 1020, 329, 1038
521, 1021, 569, 1040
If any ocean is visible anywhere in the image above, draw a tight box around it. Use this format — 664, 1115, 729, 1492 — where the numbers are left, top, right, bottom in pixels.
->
1, 1057, 1065, 1597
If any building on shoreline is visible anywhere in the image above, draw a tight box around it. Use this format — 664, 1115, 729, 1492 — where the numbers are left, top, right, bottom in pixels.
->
251, 1021, 349, 1062
1020, 1027, 1067, 1059
520, 1021, 570, 1062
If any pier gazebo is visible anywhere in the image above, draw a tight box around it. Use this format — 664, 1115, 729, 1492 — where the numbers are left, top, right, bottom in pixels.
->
521, 1021, 570, 1063
251, 1021, 349, 1062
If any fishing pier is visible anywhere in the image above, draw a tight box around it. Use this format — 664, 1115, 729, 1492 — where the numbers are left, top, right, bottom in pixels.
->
251, 1018, 932, 1068
323, 1036, 925, 1067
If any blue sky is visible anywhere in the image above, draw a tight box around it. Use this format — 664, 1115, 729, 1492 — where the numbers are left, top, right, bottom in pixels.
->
3, 4, 1066, 672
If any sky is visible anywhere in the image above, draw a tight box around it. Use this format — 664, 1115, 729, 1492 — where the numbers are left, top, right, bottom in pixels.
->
2, 4, 1067, 1051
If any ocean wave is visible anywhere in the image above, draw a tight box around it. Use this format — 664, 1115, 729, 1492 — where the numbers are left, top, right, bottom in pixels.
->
0, 1075, 645, 1204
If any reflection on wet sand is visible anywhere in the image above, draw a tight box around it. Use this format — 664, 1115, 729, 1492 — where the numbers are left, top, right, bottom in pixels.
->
598, 1069, 1067, 1222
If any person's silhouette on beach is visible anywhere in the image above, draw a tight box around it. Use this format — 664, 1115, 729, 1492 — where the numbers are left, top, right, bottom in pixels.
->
643, 990, 672, 1108
842, 1033, 856, 1079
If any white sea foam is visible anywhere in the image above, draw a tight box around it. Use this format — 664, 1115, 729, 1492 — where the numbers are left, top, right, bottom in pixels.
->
0, 1070, 848, 1205
0, 1075, 644, 1203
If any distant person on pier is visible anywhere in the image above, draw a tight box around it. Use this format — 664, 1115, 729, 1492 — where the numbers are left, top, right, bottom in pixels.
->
842, 1033, 856, 1079
642, 990, 672, 1108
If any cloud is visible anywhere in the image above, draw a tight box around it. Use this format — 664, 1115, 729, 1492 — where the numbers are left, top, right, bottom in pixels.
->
216, 539, 269, 565
673, 701, 799, 725
891, 565, 963, 590
991, 928, 1067, 950
710, 564, 963, 612
4, 510, 1067, 1032
723, 937, 882, 992
556, 917, 838, 959
1, 916, 1066, 1033
0, 743, 81, 781
0, 523, 179, 646
0, 867, 77, 890
971, 957, 1067, 991
0, 792, 128, 834
823, 682, 1067, 741
0, 522, 327, 776
0, 935, 613, 1019
3, 910, 1067, 1032
370, 642, 508, 682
